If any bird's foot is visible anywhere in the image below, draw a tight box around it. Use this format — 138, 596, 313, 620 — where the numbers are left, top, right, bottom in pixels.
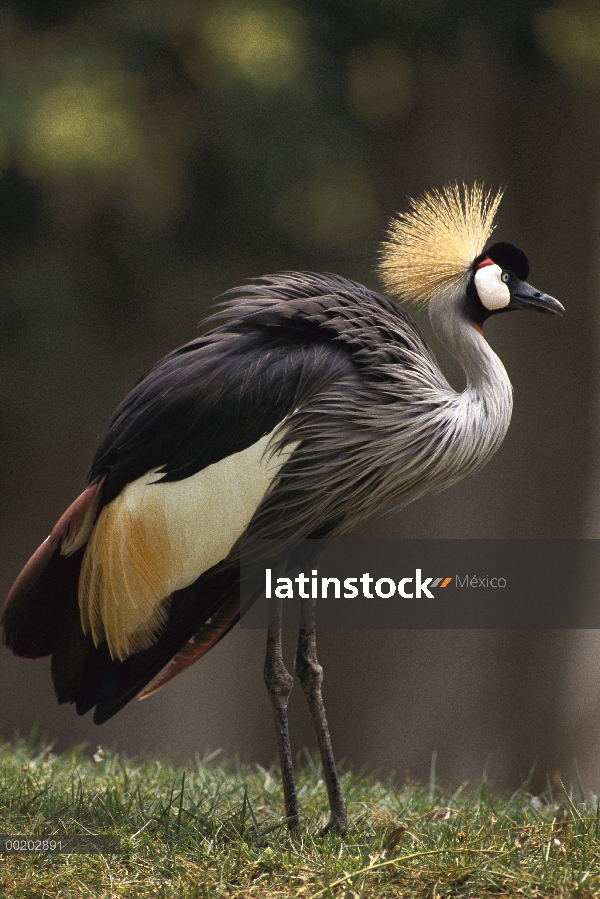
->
285, 812, 300, 832
318, 814, 347, 837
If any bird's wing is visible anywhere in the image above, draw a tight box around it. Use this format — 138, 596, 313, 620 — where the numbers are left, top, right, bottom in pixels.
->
91, 271, 435, 503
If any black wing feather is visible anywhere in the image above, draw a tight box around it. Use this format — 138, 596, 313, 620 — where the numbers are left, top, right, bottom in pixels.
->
77, 561, 240, 723
92, 330, 355, 507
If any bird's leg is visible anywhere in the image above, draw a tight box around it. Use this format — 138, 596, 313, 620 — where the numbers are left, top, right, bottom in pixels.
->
264, 596, 299, 829
295, 595, 347, 835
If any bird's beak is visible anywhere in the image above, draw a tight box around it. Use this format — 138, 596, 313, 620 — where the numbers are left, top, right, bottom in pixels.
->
509, 279, 564, 315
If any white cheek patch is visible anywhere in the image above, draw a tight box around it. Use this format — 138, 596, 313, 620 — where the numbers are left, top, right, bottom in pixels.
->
474, 263, 510, 311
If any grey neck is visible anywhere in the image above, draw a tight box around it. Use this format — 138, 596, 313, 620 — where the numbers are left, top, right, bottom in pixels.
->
428, 284, 514, 460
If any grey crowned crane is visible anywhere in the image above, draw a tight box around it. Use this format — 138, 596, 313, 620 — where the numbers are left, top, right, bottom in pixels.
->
2, 184, 562, 833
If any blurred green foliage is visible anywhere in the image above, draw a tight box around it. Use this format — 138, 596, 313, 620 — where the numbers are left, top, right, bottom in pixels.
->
0, 0, 585, 448
534, 1, 600, 88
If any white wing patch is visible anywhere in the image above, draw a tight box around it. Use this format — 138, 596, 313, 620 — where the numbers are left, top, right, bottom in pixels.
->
79, 427, 294, 661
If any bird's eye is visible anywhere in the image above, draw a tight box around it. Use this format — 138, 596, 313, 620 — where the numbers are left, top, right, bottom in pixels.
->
501, 272, 510, 283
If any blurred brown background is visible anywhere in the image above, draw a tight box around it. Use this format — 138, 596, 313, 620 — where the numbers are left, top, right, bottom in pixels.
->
1, 0, 600, 794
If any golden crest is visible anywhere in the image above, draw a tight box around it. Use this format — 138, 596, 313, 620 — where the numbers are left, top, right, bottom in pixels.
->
377, 183, 503, 306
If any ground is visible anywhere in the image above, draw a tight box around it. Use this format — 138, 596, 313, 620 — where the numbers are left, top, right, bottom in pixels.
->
1, 737, 598, 898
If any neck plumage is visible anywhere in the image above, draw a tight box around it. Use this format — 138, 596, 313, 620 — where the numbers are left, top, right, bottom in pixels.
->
428, 289, 514, 476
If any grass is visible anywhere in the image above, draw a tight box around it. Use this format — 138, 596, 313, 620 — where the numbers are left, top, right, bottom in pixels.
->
1, 737, 599, 898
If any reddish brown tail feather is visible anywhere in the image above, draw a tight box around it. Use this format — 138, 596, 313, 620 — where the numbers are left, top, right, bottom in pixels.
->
139, 593, 240, 699
1, 478, 104, 658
